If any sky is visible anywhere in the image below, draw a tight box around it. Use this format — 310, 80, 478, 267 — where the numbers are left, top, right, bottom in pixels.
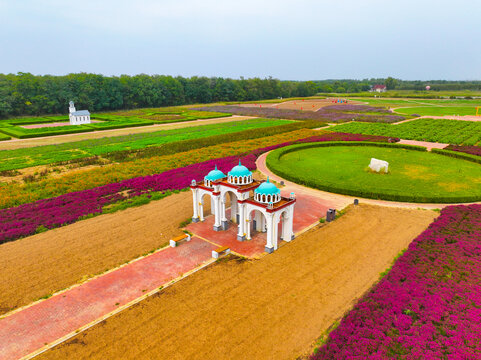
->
0, 0, 480, 80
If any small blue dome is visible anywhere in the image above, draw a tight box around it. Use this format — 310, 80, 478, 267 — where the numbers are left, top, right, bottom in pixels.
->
228, 160, 252, 178
255, 177, 280, 196
205, 165, 226, 181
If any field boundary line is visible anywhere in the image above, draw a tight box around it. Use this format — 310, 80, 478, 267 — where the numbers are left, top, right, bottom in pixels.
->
21, 256, 217, 360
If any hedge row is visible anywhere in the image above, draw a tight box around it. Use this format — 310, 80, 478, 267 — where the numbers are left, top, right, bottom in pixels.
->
266, 142, 481, 204
431, 148, 481, 165
0, 125, 93, 139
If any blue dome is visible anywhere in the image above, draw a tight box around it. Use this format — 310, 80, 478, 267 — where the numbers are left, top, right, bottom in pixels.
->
228, 160, 252, 177
255, 177, 280, 196
205, 165, 226, 181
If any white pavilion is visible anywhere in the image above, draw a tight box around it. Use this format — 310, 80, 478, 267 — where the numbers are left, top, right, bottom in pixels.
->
68, 101, 91, 125
190, 161, 296, 253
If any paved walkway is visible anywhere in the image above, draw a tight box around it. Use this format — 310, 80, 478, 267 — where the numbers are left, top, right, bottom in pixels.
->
0, 237, 216, 360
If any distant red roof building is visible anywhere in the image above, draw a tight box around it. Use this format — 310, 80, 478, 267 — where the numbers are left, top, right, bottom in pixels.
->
372, 84, 387, 93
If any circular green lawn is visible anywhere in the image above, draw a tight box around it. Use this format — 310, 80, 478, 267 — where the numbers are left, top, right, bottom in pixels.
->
267, 143, 481, 203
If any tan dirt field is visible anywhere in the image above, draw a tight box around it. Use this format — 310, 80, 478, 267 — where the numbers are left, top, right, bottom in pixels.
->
39, 204, 438, 360
241, 99, 363, 112
0, 191, 211, 315
0, 116, 253, 150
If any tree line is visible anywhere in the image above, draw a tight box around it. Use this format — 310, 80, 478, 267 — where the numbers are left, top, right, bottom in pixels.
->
314, 78, 481, 93
0, 73, 318, 118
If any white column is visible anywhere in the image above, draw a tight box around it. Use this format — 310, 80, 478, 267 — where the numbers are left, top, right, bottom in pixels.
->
288, 205, 295, 240
199, 195, 204, 222
213, 195, 221, 231
237, 202, 246, 241
221, 197, 227, 222
246, 215, 251, 240
273, 214, 279, 250
265, 213, 274, 253
191, 189, 199, 222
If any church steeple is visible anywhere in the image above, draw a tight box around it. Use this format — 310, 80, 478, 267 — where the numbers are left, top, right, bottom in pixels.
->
69, 101, 76, 114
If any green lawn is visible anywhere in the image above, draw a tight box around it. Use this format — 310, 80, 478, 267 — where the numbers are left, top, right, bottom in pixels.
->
329, 119, 481, 145
395, 106, 479, 116
267, 143, 481, 203
0, 118, 292, 171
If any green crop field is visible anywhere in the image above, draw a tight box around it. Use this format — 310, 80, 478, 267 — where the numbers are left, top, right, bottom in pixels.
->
394, 106, 480, 116
329, 119, 481, 145
0, 118, 292, 171
350, 97, 481, 117
267, 142, 481, 203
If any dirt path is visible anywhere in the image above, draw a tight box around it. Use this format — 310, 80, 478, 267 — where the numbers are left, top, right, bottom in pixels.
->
38, 204, 438, 360
0, 191, 210, 315
397, 139, 449, 150
0, 116, 254, 150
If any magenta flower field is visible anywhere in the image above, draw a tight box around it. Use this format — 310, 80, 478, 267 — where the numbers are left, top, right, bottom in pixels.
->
445, 144, 481, 157
0, 133, 392, 244
311, 204, 481, 359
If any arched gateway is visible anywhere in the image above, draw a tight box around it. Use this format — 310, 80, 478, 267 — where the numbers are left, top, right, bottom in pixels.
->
190, 161, 296, 253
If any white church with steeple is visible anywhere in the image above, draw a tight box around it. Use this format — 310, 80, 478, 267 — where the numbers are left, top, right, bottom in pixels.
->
68, 101, 91, 125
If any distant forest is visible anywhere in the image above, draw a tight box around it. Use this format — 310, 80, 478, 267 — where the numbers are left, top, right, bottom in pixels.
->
0, 73, 318, 118
1, 73, 481, 118
314, 78, 481, 93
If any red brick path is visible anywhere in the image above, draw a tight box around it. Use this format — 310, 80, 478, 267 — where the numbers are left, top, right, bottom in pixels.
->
0, 237, 215, 360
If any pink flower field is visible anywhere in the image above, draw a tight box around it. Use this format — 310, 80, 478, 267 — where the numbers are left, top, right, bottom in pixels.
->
311, 204, 481, 359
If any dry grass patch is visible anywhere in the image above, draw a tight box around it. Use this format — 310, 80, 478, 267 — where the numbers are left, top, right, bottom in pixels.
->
39, 204, 437, 360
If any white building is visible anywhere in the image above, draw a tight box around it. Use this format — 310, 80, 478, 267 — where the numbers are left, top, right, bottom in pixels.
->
371, 84, 387, 93
68, 101, 91, 125
190, 161, 296, 253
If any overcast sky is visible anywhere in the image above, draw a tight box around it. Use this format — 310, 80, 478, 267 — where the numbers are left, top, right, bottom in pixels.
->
1, 0, 480, 80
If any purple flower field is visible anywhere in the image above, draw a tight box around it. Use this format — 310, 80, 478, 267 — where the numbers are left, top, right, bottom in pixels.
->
0, 133, 392, 244
445, 144, 481, 157
322, 104, 390, 113
193, 105, 406, 123
311, 204, 481, 359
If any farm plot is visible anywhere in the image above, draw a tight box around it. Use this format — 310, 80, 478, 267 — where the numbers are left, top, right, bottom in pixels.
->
0, 191, 203, 315
38, 205, 437, 360
395, 106, 480, 117
242, 99, 364, 112
312, 204, 481, 359
194, 105, 405, 123
0, 109, 230, 139
329, 118, 481, 145
0, 118, 292, 172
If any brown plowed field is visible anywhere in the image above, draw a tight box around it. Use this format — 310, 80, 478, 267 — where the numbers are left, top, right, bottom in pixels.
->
39, 204, 437, 360
240, 99, 363, 112
0, 191, 211, 315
